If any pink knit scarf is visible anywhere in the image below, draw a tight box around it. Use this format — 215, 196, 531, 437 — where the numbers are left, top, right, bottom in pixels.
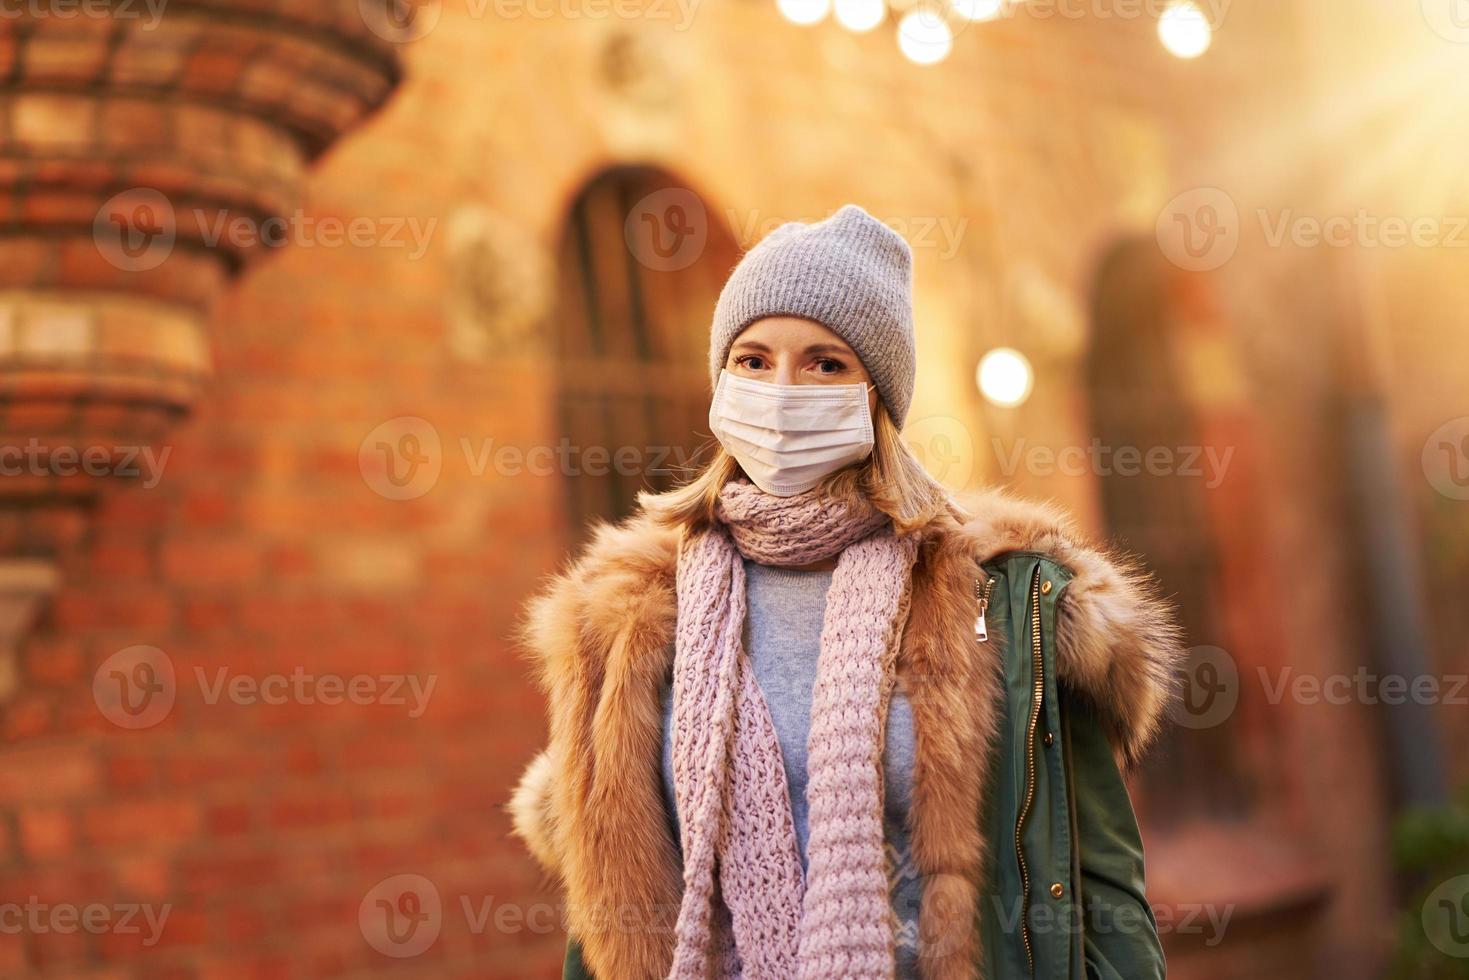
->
668, 479, 920, 980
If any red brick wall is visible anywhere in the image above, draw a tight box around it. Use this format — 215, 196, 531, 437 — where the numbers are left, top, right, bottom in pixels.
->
1, 220, 571, 977
2, 1, 1452, 977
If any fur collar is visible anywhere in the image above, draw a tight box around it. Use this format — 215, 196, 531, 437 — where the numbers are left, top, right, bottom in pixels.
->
509, 487, 1182, 979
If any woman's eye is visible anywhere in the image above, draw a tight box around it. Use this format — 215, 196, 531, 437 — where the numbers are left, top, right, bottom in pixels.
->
735, 355, 766, 371
814, 358, 845, 374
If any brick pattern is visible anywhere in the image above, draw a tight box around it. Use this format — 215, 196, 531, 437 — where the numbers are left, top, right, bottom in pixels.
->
0, 2, 1439, 978
0, 3, 401, 538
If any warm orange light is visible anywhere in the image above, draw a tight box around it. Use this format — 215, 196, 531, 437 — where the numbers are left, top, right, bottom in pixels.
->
1159, 1, 1212, 59
977, 348, 1033, 407
777, 0, 831, 26
897, 9, 953, 64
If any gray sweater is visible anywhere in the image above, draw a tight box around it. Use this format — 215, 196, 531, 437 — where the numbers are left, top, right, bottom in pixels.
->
658, 559, 924, 976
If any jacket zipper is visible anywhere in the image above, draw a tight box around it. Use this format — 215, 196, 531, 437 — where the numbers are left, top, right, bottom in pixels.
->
973, 574, 996, 640
1016, 565, 1044, 975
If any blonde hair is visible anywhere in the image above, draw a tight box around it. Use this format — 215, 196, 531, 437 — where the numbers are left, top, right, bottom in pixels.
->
638, 403, 966, 535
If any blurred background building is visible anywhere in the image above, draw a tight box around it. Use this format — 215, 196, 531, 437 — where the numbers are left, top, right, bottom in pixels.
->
0, 0, 1466, 977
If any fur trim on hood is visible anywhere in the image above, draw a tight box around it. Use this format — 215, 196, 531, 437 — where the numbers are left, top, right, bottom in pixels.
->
507, 485, 1183, 979
953, 487, 1184, 768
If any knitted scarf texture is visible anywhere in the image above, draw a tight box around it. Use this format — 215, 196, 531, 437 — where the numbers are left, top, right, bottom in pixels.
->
668, 479, 920, 980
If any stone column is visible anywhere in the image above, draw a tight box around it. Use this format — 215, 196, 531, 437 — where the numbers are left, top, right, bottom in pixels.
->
0, 0, 405, 683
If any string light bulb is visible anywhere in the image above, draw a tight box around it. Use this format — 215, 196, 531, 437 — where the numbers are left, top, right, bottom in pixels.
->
952, 0, 1005, 22
977, 348, 1034, 407
897, 9, 953, 64
777, 0, 831, 26
834, 0, 885, 31
1158, 1, 1212, 58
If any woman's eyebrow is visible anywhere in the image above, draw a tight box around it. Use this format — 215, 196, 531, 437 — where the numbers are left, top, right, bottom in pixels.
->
731, 340, 773, 353
804, 343, 854, 356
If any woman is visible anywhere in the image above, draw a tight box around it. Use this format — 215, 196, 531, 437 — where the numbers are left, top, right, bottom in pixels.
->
510, 205, 1182, 979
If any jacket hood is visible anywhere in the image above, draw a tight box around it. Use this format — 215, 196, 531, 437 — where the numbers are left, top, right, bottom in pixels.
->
950, 486, 1184, 768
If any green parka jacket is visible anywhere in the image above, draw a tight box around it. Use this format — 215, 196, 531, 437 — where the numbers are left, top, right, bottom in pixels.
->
510, 487, 1182, 979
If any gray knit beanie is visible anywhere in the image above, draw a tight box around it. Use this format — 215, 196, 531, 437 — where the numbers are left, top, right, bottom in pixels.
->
709, 204, 917, 427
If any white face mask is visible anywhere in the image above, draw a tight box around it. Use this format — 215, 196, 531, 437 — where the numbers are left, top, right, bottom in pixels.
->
708, 369, 876, 497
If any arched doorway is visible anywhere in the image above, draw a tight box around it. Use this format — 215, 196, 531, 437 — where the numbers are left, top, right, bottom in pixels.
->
1086, 238, 1261, 824
551, 167, 739, 539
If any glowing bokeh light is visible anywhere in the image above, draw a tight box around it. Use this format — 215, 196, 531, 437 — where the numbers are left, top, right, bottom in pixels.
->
952, 0, 1005, 22
834, 0, 885, 31
1158, 1, 1212, 59
897, 9, 953, 65
777, 0, 831, 26
977, 348, 1034, 407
